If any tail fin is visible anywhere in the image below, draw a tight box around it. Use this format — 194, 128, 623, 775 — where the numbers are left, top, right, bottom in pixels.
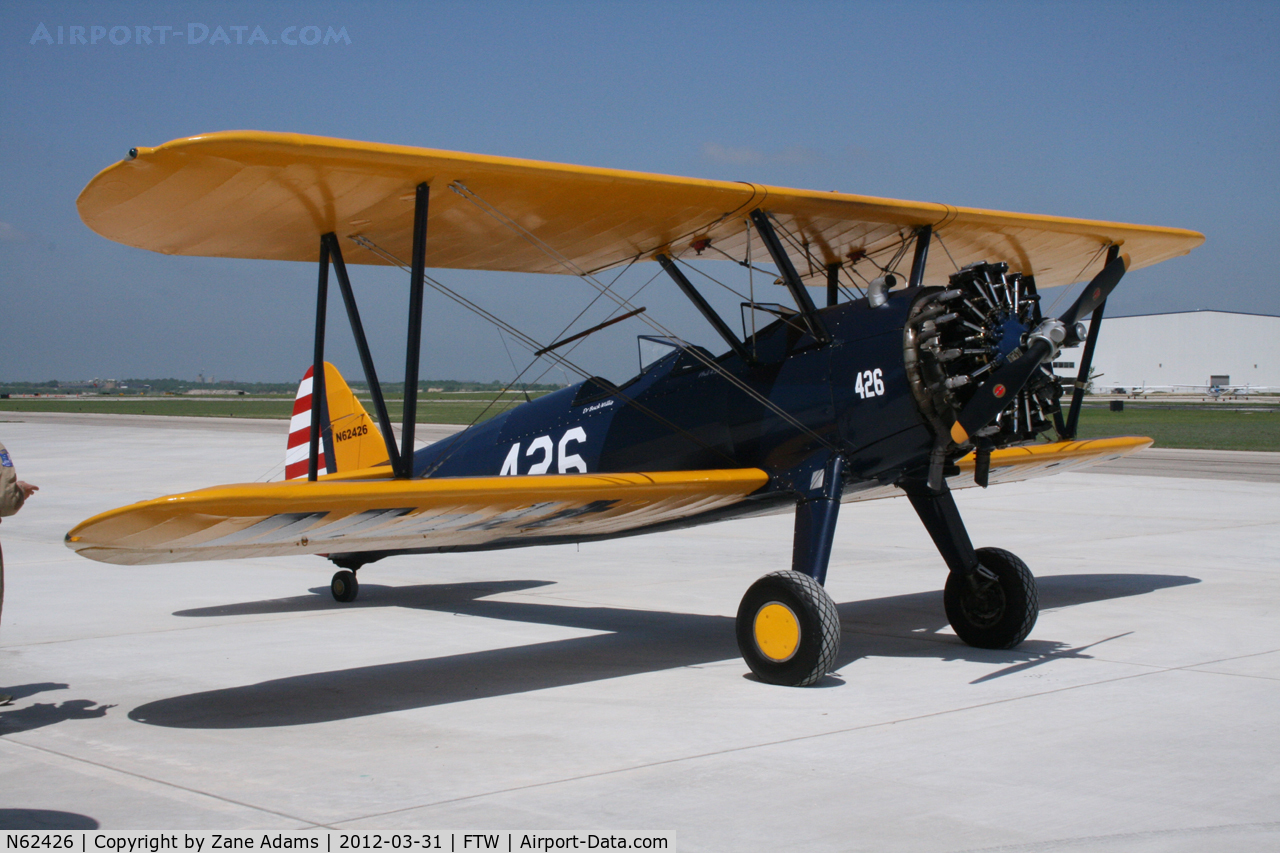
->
285, 363, 389, 480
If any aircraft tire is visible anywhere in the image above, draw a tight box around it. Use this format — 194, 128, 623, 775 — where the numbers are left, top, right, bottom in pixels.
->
331, 569, 359, 603
736, 570, 840, 687
944, 547, 1037, 649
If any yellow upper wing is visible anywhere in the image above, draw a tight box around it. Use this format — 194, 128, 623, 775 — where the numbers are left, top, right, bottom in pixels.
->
78, 131, 1203, 289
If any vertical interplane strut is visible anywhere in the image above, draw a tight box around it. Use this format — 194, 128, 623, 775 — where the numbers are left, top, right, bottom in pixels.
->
308, 183, 431, 481
308, 239, 330, 482
401, 183, 430, 477
1063, 244, 1119, 439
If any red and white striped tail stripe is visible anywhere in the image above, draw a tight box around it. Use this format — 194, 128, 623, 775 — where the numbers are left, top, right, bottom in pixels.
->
285, 366, 327, 480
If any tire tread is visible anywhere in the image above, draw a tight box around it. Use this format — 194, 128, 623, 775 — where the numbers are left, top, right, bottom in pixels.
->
944, 547, 1037, 649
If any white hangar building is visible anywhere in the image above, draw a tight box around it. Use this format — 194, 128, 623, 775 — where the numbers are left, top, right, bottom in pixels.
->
1055, 310, 1280, 392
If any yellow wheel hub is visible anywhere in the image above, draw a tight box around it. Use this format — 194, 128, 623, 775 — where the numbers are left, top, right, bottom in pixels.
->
753, 602, 801, 662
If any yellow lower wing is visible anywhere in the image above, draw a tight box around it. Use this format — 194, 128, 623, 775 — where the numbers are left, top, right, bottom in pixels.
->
66, 469, 770, 566
841, 436, 1154, 503
64, 437, 1150, 566
954, 435, 1153, 484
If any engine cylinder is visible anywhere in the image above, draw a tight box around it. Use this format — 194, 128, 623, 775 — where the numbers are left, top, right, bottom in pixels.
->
904, 262, 1064, 448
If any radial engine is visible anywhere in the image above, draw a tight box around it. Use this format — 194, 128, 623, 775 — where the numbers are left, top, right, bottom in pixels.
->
904, 262, 1066, 452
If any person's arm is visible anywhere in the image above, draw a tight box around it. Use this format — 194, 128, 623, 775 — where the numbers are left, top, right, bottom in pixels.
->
0, 445, 33, 517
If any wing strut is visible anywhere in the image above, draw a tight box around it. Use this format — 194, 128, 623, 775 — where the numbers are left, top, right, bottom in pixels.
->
748, 210, 830, 344
401, 183, 430, 477
308, 240, 330, 482
444, 182, 838, 452
656, 253, 752, 363
306, 187, 431, 480
908, 225, 932, 289
324, 233, 402, 474
1060, 244, 1119, 439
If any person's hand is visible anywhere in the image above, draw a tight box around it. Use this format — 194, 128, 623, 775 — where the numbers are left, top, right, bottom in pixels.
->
17, 481, 37, 501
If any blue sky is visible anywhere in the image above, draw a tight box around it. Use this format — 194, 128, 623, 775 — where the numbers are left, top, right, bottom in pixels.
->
2, 1, 1275, 384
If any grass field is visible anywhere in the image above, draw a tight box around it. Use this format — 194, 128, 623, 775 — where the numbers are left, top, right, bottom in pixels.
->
1073, 404, 1279, 452
2, 397, 1277, 451
0, 394, 540, 425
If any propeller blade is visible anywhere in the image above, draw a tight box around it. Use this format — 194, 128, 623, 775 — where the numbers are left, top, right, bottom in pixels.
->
949, 339, 1053, 444
1060, 253, 1129, 329
948, 252, 1130, 445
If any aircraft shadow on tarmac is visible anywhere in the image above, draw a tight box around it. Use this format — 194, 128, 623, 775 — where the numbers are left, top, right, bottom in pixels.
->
0, 809, 99, 830
135, 573, 1199, 729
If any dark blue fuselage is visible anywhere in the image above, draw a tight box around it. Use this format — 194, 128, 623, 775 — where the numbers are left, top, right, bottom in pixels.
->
410, 289, 935, 495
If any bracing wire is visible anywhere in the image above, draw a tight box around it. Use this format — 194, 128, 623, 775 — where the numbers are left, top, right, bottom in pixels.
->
527, 264, 667, 387
348, 235, 742, 471
932, 230, 962, 273
673, 250, 811, 339
674, 255, 751, 302
448, 183, 838, 451
1045, 243, 1109, 317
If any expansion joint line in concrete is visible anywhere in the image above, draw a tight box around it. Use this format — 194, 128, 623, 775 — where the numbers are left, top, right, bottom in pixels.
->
950, 819, 1280, 852
0, 608, 350, 650
343, 647, 1280, 825
337, 668, 1168, 823
0, 736, 330, 828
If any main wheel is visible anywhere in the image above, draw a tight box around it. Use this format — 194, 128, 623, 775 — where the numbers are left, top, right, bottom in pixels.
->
331, 569, 359, 603
944, 547, 1037, 649
736, 570, 840, 686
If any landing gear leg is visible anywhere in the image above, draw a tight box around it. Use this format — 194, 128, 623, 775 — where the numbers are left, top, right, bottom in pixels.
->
737, 456, 844, 686
903, 479, 1038, 648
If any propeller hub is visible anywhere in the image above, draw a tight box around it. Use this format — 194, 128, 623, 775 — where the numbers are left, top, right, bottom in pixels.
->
1028, 318, 1068, 360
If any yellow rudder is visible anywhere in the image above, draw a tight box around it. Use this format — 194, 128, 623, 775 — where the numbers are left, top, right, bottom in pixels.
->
321, 364, 390, 473
285, 363, 390, 479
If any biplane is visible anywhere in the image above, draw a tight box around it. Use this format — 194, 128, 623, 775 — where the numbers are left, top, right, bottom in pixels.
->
67, 132, 1203, 686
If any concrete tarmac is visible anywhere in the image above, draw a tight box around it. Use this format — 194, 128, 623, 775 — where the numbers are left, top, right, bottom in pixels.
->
1087, 446, 1280, 482
0, 417, 1277, 850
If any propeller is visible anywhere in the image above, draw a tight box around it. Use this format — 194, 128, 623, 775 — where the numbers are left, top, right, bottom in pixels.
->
949, 253, 1129, 446
1060, 252, 1130, 335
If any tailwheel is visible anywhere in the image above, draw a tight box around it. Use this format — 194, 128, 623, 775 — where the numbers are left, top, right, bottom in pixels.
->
736, 570, 840, 686
330, 569, 359, 603
944, 547, 1037, 649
